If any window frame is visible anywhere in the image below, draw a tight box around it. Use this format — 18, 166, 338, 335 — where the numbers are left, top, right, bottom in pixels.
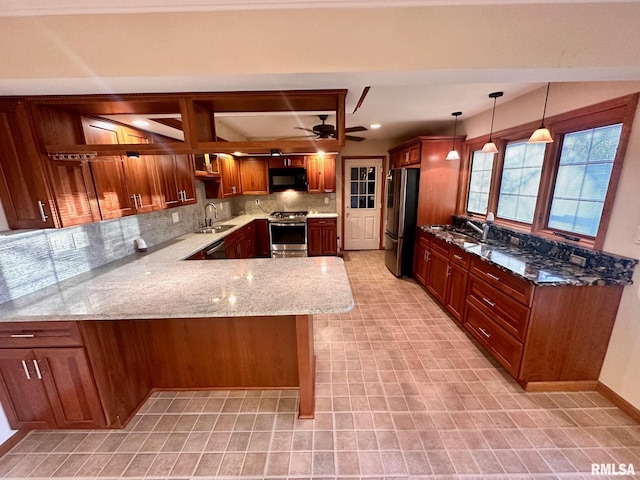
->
458, 93, 638, 250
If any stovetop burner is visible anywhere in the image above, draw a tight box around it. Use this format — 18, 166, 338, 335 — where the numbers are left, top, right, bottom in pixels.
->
269, 211, 309, 222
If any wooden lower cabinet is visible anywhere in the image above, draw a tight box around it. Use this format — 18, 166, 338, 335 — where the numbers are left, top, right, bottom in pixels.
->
414, 230, 624, 390
307, 218, 338, 256
0, 347, 104, 429
254, 219, 270, 257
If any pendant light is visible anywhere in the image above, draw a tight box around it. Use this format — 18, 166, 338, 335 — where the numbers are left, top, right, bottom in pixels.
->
445, 111, 462, 160
528, 82, 554, 143
481, 91, 503, 154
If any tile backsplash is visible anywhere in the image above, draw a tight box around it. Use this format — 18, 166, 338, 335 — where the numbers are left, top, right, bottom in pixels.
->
0, 185, 337, 304
453, 215, 638, 282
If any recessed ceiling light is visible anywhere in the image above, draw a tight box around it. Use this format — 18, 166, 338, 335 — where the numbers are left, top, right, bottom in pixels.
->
132, 120, 150, 127
370, 123, 381, 129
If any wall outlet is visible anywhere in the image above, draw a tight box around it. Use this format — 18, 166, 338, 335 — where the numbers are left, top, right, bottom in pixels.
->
509, 236, 520, 246
569, 254, 587, 267
255, 199, 260, 205
172, 212, 179, 223
324, 197, 329, 204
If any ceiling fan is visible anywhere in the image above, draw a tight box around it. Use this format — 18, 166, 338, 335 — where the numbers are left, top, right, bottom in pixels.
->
291, 114, 367, 142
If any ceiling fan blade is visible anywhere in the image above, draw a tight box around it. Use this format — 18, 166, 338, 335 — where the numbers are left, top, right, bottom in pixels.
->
294, 127, 317, 134
345, 126, 367, 133
345, 135, 366, 142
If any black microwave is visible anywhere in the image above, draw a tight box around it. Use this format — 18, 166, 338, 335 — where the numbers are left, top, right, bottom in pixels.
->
268, 168, 308, 192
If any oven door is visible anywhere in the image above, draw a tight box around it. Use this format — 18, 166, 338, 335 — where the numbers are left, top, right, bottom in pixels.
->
269, 221, 307, 253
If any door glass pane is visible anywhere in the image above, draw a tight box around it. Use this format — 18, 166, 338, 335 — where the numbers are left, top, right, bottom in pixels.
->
467, 150, 494, 214
496, 141, 545, 223
349, 164, 377, 209
548, 124, 622, 236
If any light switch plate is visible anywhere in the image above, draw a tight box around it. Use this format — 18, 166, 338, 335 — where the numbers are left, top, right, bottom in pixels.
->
172, 212, 179, 223
324, 197, 329, 204
48, 234, 73, 253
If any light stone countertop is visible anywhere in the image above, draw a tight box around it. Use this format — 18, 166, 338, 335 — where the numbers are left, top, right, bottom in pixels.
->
0, 214, 354, 322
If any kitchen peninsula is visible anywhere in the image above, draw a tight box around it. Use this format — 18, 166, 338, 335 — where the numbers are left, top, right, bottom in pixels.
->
0, 217, 354, 430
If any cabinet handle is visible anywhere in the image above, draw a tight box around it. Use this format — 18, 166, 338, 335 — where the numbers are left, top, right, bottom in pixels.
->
37, 201, 49, 223
33, 360, 43, 380
21, 360, 31, 380
485, 272, 500, 281
479, 327, 492, 339
446, 265, 451, 276
453, 254, 463, 260
10, 334, 35, 338
137, 194, 143, 208
131, 194, 138, 209
482, 297, 496, 307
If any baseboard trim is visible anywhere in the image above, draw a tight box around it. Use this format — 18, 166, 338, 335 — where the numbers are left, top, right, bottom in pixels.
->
0, 431, 28, 458
597, 381, 640, 424
523, 380, 598, 392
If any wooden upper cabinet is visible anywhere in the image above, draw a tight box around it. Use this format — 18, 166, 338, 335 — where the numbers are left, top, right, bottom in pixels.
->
390, 136, 462, 226
239, 158, 269, 195
157, 155, 197, 207
268, 156, 306, 168
0, 102, 57, 229
0, 102, 100, 229
306, 154, 336, 193
122, 155, 162, 214
89, 159, 135, 220
219, 154, 241, 197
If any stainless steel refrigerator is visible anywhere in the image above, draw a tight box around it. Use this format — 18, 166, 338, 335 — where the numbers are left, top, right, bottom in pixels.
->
384, 168, 420, 277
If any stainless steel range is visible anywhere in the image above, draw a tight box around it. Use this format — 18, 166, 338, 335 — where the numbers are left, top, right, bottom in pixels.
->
268, 211, 308, 258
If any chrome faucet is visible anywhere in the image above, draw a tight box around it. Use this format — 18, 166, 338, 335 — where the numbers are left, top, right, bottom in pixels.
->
204, 202, 218, 226
466, 220, 490, 242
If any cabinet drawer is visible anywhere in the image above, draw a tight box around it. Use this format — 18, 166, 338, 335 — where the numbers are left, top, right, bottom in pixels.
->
430, 236, 449, 257
467, 276, 530, 341
464, 302, 523, 378
0, 322, 83, 348
449, 246, 471, 268
470, 257, 533, 306
308, 218, 337, 227
406, 145, 421, 165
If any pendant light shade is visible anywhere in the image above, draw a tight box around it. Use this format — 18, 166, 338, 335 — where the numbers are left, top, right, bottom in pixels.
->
528, 82, 554, 144
482, 91, 503, 154
445, 111, 462, 160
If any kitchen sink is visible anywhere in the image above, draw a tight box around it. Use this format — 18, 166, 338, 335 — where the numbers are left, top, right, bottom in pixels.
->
195, 224, 236, 234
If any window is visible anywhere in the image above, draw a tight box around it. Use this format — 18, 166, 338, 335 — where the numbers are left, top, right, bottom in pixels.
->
461, 94, 637, 249
466, 150, 494, 214
496, 141, 545, 224
548, 124, 622, 236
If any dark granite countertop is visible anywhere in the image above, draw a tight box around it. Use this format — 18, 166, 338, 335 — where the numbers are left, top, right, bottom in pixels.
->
418, 225, 633, 286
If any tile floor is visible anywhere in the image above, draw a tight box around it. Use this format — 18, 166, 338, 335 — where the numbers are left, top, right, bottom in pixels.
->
1, 250, 639, 479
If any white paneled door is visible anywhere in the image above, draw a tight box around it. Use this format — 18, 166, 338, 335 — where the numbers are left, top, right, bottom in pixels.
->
343, 157, 384, 250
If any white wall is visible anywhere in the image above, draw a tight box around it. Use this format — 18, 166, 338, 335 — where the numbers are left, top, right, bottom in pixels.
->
463, 81, 640, 409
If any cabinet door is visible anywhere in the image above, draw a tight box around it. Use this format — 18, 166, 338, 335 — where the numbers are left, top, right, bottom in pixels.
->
219, 155, 240, 197
427, 249, 449, 304
0, 349, 56, 429
242, 223, 256, 258
156, 154, 181, 207
306, 155, 321, 193
175, 155, 196, 203
0, 102, 57, 229
90, 159, 135, 219
268, 156, 306, 168
46, 160, 100, 227
322, 223, 338, 255
239, 158, 269, 194
413, 234, 429, 287
123, 155, 161, 214
307, 225, 324, 257
254, 219, 270, 257
446, 263, 468, 322
322, 155, 336, 192
37, 348, 105, 428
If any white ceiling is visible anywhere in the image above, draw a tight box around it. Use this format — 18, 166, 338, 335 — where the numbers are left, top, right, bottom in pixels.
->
1, 0, 639, 144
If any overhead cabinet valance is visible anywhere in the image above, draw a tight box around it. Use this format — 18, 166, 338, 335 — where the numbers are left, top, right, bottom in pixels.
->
19, 89, 347, 156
